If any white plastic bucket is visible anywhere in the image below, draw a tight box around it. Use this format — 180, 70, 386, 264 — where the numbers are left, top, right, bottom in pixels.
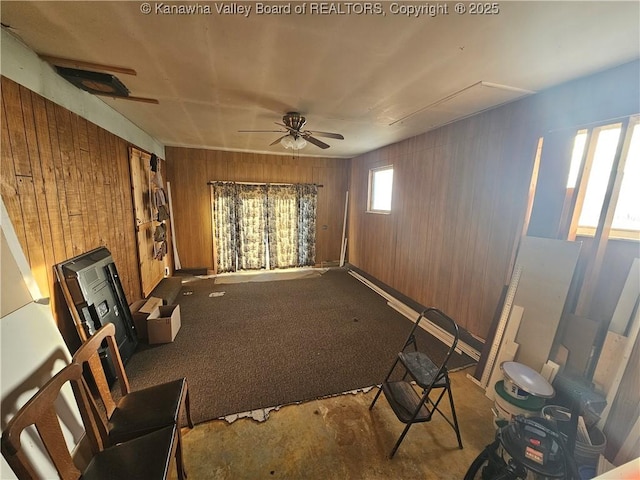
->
504, 376, 530, 400
494, 392, 541, 421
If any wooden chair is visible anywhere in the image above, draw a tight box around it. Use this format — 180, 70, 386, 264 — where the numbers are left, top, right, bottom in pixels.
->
1, 363, 184, 479
71, 323, 193, 474
370, 308, 463, 458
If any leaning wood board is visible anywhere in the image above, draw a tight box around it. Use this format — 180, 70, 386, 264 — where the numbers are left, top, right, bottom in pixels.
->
513, 236, 581, 372
130, 147, 164, 297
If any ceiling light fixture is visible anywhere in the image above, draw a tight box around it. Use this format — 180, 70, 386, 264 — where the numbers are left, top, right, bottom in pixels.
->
281, 134, 307, 150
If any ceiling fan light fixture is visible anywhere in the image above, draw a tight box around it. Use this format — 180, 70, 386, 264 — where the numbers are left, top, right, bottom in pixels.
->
280, 135, 294, 149
281, 134, 307, 150
294, 136, 307, 149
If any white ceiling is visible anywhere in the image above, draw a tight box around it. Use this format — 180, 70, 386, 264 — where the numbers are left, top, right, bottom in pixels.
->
1, 1, 639, 158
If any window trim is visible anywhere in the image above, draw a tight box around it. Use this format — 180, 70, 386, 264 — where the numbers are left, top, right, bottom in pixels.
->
367, 165, 394, 214
567, 116, 639, 242
576, 226, 640, 241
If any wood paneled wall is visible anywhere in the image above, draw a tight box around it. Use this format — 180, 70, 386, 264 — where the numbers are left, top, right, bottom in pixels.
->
349, 102, 538, 339
165, 147, 350, 270
348, 60, 640, 340
1, 77, 141, 349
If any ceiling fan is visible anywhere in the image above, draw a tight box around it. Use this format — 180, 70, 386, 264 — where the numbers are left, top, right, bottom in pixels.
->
239, 112, 344, 150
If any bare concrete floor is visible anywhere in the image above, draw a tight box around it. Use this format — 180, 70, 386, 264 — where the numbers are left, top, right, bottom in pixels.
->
170, 367, 496, 479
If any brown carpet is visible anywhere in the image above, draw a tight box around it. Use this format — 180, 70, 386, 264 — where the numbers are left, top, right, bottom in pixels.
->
125, 269, 476, 424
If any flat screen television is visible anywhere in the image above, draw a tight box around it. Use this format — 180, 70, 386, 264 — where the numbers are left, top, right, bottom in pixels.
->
56, 247, 138, 382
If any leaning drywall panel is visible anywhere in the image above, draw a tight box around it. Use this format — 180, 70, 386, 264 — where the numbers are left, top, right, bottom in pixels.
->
0, 215, 81, 478
0, 302, 82, 479
609, 257, 640, 335
513, 236, 581, 371
0, 229, 32, 317
0, 198, 42, 306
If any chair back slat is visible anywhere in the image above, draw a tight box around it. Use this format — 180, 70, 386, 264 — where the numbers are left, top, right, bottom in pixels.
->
72, 376, 107, 454
105, 332, 131, 395
72, 323, 131, 419
37, 408, 82, 478
87, 351, 116, 415
1, 364, 86, 480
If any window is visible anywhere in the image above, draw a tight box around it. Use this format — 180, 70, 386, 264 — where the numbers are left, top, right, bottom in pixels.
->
566, 130, 588, 189
211, 182, 318, 272
566, 117, 639, 240
368, 166, 393, 213
613, 123, 640, 234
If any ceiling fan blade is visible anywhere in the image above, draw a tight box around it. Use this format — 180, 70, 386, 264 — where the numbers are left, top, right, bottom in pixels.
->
270, 135, 289, 146
303, 134, 330, 149
275, 122, 300, 135
238, 129, 286, 133
306, 130, 344, 140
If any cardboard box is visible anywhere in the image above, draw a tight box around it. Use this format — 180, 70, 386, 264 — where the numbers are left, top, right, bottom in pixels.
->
129, 299, 150, 340
147, 304, 181, 344
130, 297, 165, 341
139, 296, 163, 314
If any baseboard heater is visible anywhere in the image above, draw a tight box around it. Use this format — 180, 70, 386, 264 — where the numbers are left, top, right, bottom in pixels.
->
348, 270, 481, 361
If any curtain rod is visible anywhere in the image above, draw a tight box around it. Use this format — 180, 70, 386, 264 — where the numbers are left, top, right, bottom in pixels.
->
208, 181, 323, 187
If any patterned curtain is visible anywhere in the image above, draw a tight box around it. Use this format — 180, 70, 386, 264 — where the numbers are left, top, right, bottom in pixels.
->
297, 184, 317, 266
211, 182, 317, 272
267, 185, 299, 268
236, 184, 268, 270
212, 182, 237, 273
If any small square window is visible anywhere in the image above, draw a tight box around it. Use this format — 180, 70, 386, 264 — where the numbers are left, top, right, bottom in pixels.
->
368, 166, 393, 213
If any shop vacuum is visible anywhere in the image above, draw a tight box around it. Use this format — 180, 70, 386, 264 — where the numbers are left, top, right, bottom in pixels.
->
464, 415, 580, 480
